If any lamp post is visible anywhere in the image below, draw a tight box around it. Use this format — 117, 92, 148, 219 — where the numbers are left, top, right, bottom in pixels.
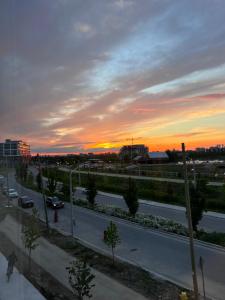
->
69, 165, 80, 237
191, 159, 197, 189
39, 162, 49, 231
199, 256, 206, 299
69, 169, 74, 237
78, 164, 81, 186
182, 143, 199, 300
5, 155, 12, 208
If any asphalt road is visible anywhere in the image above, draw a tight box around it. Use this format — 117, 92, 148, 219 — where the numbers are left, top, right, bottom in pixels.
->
7, 173, 225, 300
30, 166, 225, 233
75, 189, 225, 233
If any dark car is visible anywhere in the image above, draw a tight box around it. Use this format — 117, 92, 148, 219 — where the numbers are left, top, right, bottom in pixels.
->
46, 196, 64, 209
18, 196, 34, 208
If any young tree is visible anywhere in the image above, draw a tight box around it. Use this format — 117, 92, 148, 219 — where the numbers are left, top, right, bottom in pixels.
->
47, 172, 57, 194
86, 175, 97, 207
66, 259, 95, 300
123, 177, 139, 217
22, 208, 40, 270
36, 172, 42, 191
189, 179, 207, 232
104, 221, 121, 265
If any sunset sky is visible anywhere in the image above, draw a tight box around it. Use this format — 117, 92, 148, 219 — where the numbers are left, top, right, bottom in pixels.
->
1, 0, 225, 154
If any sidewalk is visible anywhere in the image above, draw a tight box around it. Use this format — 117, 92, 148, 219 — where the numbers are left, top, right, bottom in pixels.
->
0, 214, 147, 300
0, 251, 45, 300
60, 167, 224, 187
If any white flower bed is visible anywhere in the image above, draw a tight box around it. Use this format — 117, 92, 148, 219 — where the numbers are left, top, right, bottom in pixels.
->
75, 199, 188, 236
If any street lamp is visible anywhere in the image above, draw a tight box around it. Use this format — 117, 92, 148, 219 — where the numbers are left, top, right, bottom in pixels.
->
199, 256, 206, 299
38, 162, 49, 231
69, 169, 74, 237
5, 155, 12, 208
69, 164, 81, 237
191, 159, 197, 188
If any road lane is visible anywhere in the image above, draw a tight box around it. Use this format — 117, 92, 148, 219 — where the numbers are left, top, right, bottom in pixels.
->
29, 166, 225, 232
75, 189, 225, 233
7, 173, 225, 300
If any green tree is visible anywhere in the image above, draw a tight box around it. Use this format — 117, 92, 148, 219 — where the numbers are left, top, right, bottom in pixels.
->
16, 162, 28, 182
47, 171, 57, 194
86, 175, 97, 207
27, 171, 34, 186
166, 150, 179, 162
36, 172, 42, 191
104, 221, 121, 265
66, 259, 95, 300
123, 177, 139, 217
22, 208, 40, 270
61, 181, 70, 199
189, 179, 207, 232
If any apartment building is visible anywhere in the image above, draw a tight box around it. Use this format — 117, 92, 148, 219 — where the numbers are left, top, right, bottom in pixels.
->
0, 139, 31, 158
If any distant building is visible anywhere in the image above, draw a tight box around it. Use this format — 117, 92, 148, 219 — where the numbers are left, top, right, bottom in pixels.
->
0, 139, 31, 158
119, 144, 149, 160
208, 145, 225, 153
148, 152, 169, 163
196, 148, 206, 152
133, 151, 169, 164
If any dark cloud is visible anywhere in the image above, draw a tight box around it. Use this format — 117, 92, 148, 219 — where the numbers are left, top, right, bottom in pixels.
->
1, 0, 225, 152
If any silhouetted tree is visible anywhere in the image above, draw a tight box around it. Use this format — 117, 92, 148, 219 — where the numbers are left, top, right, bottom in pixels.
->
36, 172, 42, 191
123, 177, 139, 217
86, 175, 97, 207
16, 162, 28, 182
27, 171, 34, 186
189, 179, 207, 232
166, 150, 179, 163
61, 181, 70, 199
47, 171, 57, 194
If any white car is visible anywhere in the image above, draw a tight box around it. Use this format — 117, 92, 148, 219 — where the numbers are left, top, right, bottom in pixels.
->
8, 188, 19, 198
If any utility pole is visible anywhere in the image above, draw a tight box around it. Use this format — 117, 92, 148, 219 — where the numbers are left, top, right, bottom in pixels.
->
78, 164, 81, 187
193, 159, 197, 189
39, 163, 49, 231
130, 137, 133, 161
69, 170, 74, 237
5, 155, 11, 208
6, 155, 9, 192
199, 256, 206, 299
182, 143, 199, 300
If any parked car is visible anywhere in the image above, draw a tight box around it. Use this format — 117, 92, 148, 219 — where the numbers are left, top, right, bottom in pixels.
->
8, 188, 18, 198
46, 196, 64, 209
18, 196, 34, 208
1, 185, 7, 193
